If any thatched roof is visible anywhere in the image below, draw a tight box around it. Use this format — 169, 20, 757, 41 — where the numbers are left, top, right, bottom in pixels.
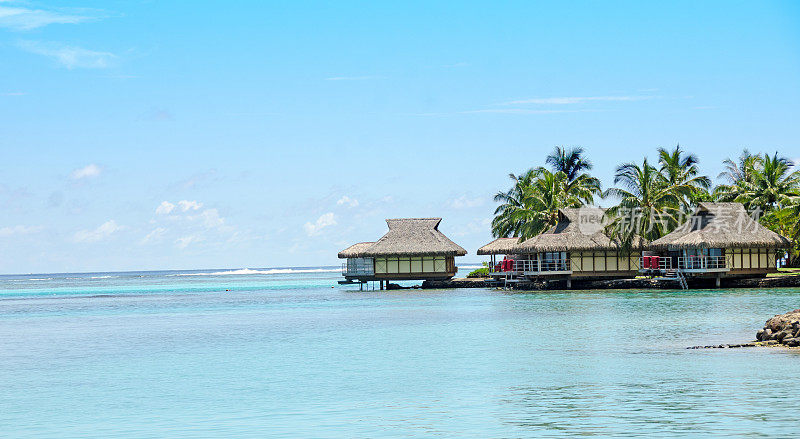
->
477, 237, 521, 255
337, 242, 374, 258
650, 202, 790, 250
511, 207, 645, 253
337, 218, 467, 258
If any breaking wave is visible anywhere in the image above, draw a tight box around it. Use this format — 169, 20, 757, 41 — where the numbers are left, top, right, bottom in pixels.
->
171, 268, 340, 276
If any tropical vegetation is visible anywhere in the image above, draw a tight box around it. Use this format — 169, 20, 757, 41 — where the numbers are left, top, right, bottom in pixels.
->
490, 144, 800, 266
491, 147, 601, 240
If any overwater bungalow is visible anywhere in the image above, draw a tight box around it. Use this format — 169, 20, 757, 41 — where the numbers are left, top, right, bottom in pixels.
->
646, 202, 790, 286
338, 218, 467, 289
479, 208, 644, 287
476, 237, 521, 276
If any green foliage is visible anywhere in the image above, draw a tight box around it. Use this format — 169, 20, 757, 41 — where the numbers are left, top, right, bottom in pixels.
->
491, 146, 602, 240
467, 261, 491, 278
489, 145, 800, 266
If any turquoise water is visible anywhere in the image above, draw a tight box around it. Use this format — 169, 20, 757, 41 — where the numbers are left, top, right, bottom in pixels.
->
1, 268, 799, 438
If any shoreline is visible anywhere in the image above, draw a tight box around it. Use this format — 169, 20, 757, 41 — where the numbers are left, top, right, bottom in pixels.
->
422, 274, 800, 290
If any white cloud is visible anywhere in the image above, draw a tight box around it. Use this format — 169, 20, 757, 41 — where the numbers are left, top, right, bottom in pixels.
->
176, 235, 203, 249
790, 158, 799, 169
502, 96, 656, 105
199, 208, 224, 229
304, 213, 336, 236
449, 195, 485, 209
73, 220, 122, 243
155, 201, 175, 215
178, 200, 203, 212
18, 41, 116, 69
0, 225, 42, 237
140, 227, 167, 244
336, 196, 359, 208
0, 5, 90, 30
70, 164, 101, 180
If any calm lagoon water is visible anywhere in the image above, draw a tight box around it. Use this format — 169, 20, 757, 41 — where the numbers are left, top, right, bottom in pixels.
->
1, 268, 799, 438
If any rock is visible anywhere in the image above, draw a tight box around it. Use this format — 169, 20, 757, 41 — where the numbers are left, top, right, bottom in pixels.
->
762, 328, 773, 339
784, 338, 799, 347
764, 340, 779, 346
757, 329, 765, 340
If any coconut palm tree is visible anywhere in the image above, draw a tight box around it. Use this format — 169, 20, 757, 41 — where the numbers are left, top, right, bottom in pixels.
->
545, 146, 603, 204
546, 146, 593, 182
715, 152, 800, 211
603, 158, 694, 242
656, 144, 711, 205
491, 167, 593, 240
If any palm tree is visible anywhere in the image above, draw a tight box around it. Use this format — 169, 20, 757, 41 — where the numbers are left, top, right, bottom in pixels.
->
656, 144, 711, 205
546, 146, 593, 182
603, 158, 693, 242
546, 146, 603, 205
491, 167, 594, 240
717, 149, 759, 186
716, 152, 800, 212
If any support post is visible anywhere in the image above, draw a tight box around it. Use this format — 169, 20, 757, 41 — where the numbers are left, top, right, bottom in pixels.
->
566, 277, 572, 289
715, 275, 720, 288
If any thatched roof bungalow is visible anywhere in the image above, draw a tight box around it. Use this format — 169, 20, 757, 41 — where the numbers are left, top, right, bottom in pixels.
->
479, 208, 645, 283
476, 237, 519, 256
338, 218, 467, 287
648, 202, 789, 279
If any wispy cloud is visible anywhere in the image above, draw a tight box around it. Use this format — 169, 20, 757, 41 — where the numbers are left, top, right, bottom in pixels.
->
73, 220, 122, 243
336, 196, 359, 208
175, 235, 203, 249
140, 227, 167, 245
449, 195, 485, 209
0, 225, 43, 237
155, 201, 175, 215
177, 200, 203, 212
0, 4, 91, 30
460, 109, 589, 115
304, 213, 336, 236
501, 96, 656, 105
324, 75, 384, 81
70, 164, 101, 180
18, 41, 116, 69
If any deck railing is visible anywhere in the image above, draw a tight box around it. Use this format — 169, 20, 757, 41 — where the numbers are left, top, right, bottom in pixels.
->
342, 262, 374, 276
639, 257, 672, 270
492, 259, 571, 274
677, 256, 726, 270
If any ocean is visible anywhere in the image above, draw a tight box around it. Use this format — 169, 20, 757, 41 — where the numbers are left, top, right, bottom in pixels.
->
1, 267, 799, 438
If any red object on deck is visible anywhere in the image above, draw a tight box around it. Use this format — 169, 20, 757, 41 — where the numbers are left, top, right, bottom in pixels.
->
501, 259, 508, 272
642, 256, 651, 269
507, 259, 515, 271
494, 263, 502, 272
651, 255, 660, 269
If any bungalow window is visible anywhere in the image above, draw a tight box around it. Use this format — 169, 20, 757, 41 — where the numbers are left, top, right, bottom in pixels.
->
541, 252, 567, 271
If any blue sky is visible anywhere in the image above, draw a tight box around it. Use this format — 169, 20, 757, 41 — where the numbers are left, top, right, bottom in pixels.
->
1, 1, 799, 273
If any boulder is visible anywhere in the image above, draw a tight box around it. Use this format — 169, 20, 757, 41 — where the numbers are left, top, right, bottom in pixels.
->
784, 338, 799, 347
756, 329, 766, 341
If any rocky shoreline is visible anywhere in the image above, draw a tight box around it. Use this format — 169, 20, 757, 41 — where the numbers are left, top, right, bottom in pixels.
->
756, 309, 800, 347
422, 274, 800, 290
